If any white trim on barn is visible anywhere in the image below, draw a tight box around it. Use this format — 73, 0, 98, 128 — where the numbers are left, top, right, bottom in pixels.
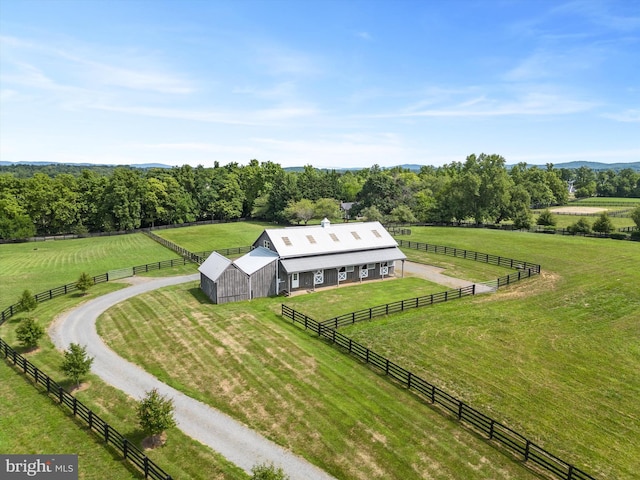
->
199, 220, 406, 304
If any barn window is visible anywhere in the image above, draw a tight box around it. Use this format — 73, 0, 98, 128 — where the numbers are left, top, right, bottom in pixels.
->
371, 229, 382, 238
345, 265, 354, 272
329, 233, 339, 242
306, 235, 317, 244
367, 263, 375, 270
351, 231, 361, 240
282, 236, 292, 246
263, 240, 271, 249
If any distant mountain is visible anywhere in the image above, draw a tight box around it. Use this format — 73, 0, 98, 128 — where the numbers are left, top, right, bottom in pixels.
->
541, 161, 640, 171
0, 161, 172, 169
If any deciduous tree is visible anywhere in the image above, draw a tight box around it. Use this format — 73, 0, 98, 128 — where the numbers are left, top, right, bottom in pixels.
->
137, 388, 176, 447
61, 343, 94, 388
16, 318, 44, 349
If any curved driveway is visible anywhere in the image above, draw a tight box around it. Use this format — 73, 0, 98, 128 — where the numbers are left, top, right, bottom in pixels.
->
49, 274, 335, 480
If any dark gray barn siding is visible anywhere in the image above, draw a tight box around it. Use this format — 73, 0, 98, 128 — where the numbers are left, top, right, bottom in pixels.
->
217, 265, 249, 304
249, 261, 278, 299
200, 274, 218, 303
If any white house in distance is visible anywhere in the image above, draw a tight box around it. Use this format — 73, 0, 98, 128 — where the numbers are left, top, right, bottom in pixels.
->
198, 219, 406, 304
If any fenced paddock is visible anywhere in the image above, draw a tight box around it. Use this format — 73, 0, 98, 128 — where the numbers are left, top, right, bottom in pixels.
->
0, 338, 172, 480
281, 305, 596, 480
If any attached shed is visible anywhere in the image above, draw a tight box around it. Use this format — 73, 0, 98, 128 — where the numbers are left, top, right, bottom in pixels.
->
198, 247, 279, 304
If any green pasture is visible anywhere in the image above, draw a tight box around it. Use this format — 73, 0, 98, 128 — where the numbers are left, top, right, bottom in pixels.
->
97, 281, 539, 480
533, 213, 634, 230
339, 227, 640, 480
1, 222, 637, 479
0, 283, 247, 480
570, 197, 640, 205
0, 234, 180, 308
284, 277, 451, 320
152, 221, 270, 253
0, 364, 140, 480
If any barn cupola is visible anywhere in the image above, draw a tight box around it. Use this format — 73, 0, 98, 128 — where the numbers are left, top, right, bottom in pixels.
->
321, 218, 331, 228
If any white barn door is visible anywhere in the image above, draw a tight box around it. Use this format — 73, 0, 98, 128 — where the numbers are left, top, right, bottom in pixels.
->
292, 273, 299, 289
314, 269, 324, 285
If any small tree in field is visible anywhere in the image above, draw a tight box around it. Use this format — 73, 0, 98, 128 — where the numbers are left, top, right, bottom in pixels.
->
592, 212, 615, 234
567, 217, 592, 235
536, 209, 557, 227
19, 289, 37, 313
251, 462, 290, 480
16, 318, 44, 349
76, 272, 93, 295
61, 343, 94, 388
137, 388, 176, 447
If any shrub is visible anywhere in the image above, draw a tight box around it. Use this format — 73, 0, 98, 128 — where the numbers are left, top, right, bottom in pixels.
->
609, 233, 628, 240
536, 209, 557, 227
18, 290, 37, 313
631, 231, 640, 242
251, 462, 290, 480
592, 212, 615, 234
630, 205, 640, 229
76, 272, 93, 294
16, 318, 44, 349
567, 218, 592, 235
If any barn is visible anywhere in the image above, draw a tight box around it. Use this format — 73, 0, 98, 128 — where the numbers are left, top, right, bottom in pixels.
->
199, 219, 406, 303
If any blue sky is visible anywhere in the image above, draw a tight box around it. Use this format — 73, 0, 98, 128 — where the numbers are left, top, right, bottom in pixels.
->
1, 0, 638, 169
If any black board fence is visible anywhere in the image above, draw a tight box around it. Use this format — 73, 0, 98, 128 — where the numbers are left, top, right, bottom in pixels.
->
397, 239, 542, 273
0, 257, 195, 324
281, 305, 596, 480
0, 338, 172, 479
144, 231, 203, 263
320, 285, 476, 329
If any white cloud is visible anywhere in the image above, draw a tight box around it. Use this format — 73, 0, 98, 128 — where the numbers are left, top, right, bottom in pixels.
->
602, 109, 640, 122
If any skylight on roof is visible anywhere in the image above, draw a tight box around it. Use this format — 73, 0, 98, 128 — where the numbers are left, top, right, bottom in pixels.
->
372, 229, 382, 238
282, 236, 292, 246
351, 231, 361, 240
306, 235, 317, 244
329, 233, 339, 242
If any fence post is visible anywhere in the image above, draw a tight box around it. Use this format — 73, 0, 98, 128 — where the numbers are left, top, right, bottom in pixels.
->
472, 284, 476, 295
458, 401, 463, 420
123, 438, 128, 459
488, 420, 494, 439
524, 439, 530, 461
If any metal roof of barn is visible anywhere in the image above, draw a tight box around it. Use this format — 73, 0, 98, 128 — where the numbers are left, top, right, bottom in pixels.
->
233, 246, 279, 275
279, 247, 406, 274
198, 251, 232, 281
262, 220, 398, 259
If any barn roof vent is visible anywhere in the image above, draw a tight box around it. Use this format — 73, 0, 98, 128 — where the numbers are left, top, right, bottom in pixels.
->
321, 218, 330, 228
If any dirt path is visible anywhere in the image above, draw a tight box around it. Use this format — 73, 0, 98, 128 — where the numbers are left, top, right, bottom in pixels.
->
48, 274, 335, 480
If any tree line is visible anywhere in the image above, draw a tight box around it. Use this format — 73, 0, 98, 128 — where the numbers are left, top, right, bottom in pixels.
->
1, 155, 639, 240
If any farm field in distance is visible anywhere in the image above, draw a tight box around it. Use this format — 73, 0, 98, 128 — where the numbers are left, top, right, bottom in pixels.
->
0, 234, 182, 308
1, 221, 638, 479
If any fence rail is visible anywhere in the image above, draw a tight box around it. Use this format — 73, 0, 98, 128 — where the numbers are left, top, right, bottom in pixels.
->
0, 338, 172, 479
397, 240, 542, 273
319, 285, 476, 329
281, 305, 596, 480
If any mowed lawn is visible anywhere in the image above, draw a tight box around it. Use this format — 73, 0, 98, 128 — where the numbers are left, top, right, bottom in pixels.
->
0, 234, 181, 308
339, 227, 640, 480
153, 221, 270, 253
97, 281, 539, 480
0, 364, 141, 480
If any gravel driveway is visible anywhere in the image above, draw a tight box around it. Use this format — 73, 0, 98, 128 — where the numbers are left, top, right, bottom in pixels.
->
49, 274, 335, 480
403, 261, 495, 293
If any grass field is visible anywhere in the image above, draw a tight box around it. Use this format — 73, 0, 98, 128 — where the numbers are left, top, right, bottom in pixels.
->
0, 234, 181, 308
0, 363, 140, 480
340, 227, 640, 480
97, 281, 539, 480
153, 221, 270, 253
2, 222, 638, 479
